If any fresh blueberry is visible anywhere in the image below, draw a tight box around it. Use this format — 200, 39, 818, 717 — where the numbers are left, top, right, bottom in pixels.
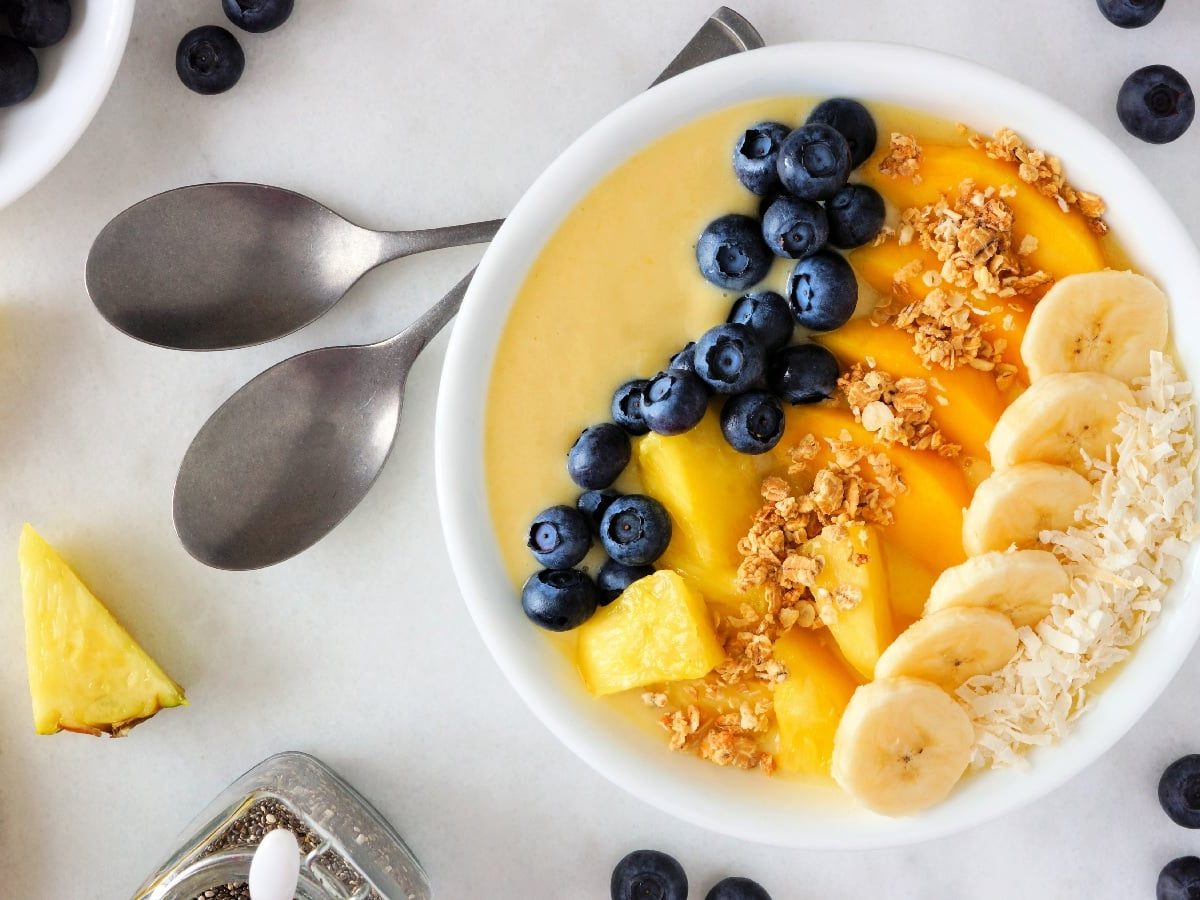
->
599, 495, 672, 566
1159, 857, 1200, 900
611, 850, 688, 900
577, 490, 619, 535
0, 35, 37, 107
223, 0, 294, 33
706, 876, 773, 900
777, 123, 852, 201
1097, 0, 1164, 28
728, 291, 794, 353
526, 505, 591, 569
521, 569, 598, 632
176, 26, 245, 95
806, 98, 878, 169
761, 195, 829, 259
768, 343, 840, 404
721, 392, 784, 454
642, 371, 710, 435
826, 183, 887, 249
567, 423, 630, 490
696, 214, 773, 291
1160, 755, 1200, 827
787, 251, 859, 332
1118, 65, 1195, 144
732, 121, 790, 196
694, 323, 766, 394
6, 0, 70, 48
611, 379, 650, 436
668, 342, 698, 375
596, 558, 654, 604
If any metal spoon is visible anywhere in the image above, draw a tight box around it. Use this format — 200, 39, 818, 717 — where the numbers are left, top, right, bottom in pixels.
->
173, 8, 765, 570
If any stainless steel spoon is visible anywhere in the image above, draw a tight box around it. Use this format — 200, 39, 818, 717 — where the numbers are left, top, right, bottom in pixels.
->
173, 7, 765, 570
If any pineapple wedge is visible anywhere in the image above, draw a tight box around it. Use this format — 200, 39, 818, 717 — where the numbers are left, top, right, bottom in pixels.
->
19, 525, 186, 736
773, 628, 860, 776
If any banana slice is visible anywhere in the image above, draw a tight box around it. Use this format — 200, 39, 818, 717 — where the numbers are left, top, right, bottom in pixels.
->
962, 462, 1092, 556
924, 549, 1067, 627
874, 607, 1018, 689
987, 372, 1132, 474
831, 676, 975, 816
1022, 270, 1169, 383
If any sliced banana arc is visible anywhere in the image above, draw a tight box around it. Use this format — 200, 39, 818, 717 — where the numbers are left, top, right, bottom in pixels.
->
873, 607, 1018, 690
962, 462, 1092, 556
831, 676, 975, 817
1022, 270, 1169, 383
924, 549, 1068, 628
988, 372, 1133, 474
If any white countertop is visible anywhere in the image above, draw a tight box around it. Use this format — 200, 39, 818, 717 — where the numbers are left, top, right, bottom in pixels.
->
2, 1, 1199, 896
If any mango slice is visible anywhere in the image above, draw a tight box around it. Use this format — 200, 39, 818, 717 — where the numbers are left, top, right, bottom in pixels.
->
773, 628, 860, 776
881, 541, 939, 625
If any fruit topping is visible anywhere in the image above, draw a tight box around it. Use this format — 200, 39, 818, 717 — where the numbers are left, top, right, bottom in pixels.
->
825, 183, 886, 249
1118, 64, 1195, 144
962, 462, 1092, 556
720, 391, 784, 454
874, 607, 1019, 690
705, 877, 773, 900
521, 568, 599, 632
806, 97, 878, 169
786, 250, 858, 332
610, 850, 688, 900
1158, 857, 1200, 900
577, 489, 619, 535
766, 343, 839, 404
567, 423, 631, 489
667, 342, 698, 375
731, 121, 790, 196
925, 549, 1066, 628
777, 122, 852, 201
0, 35, 38, 107
599, 494, 672, 566
772, 628, 858, 776
526, 504, 591, 569
223, 0, 295, 33
1097, 0, 1164, 28
611, 378, 651, 435
1160, 755, 1200, 828
176, 25, 245, 95
7, 0, 71, 49
642, 370, 709, 435
694, 323, 766, 394
727, 291, 794, 353
696, 214, 773, 291
760, 195, 828, 259
596, 559, 653, 605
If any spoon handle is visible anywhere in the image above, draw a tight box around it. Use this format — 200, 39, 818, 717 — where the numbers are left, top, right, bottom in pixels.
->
376, 220, 504, 266
384, 269, 477, 366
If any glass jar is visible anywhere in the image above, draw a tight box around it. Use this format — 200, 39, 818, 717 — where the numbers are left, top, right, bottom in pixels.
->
133, 752, 431, 900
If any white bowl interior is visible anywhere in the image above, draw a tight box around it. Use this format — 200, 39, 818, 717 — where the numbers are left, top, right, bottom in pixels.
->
436, 42, 1200, 848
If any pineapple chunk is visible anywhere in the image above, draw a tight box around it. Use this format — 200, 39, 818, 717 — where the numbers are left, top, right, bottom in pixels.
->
577, 570, 725, 696
19, 525, 186, 736
881, 541, 939, 625
772, 629, 859, 776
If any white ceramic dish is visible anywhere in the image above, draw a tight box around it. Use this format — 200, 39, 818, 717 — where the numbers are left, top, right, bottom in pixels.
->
435, 42, 1200, 848
0, 0, 135, 209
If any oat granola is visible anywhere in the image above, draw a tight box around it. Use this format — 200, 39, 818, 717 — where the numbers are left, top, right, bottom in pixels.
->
838, 363, 959, 455
878, 132, 923, 182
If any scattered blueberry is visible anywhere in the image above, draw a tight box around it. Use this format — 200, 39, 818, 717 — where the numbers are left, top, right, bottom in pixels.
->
721, 391, 785, 454
667, 342, 698, 375
776, 123, 852, 201
706, 876, 773, 900
599, 495, 672, 566
768, 343, 840, 404
577, 490, 619, 535
732, 121, 790, 196
223, 0, 294, 33
826, 183, 887, 249
611, 850, 688, 900
0, 35, 38, 107
1118, 65, 1195, 144
642, 370, 710, 435
1160, 755, 1200, 827
696, 214, 774, 291
7, 0, 71, 49
176, 25, 245, 95
596, 558, 654, 604
526, 505, 591, 569
728, 291, 794, 352
761, 195, 829, 259
694, 323, 766, 394
1158, 857, 1200, 900
787, 250, 859, 332
567, 423, 631, 490
806, 98, 878, 169
1097, 0, 1164, 28
612, 379, 650, 436
521, 569, 598, 632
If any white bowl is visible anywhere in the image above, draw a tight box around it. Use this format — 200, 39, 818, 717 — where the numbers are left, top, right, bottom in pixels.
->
435, 42, 1200, 848
0, 0, 135, 209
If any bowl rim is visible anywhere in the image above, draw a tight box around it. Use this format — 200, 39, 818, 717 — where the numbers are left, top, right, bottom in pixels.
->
435, 40, 1200, 848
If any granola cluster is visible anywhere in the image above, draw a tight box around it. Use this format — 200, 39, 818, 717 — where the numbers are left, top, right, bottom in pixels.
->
878, 132, 922, 182
838, 363, 958, 455
650, 699, 775, 773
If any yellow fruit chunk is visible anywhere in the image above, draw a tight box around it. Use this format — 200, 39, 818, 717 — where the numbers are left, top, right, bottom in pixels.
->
881, 542, 938, 625
773, 628, 860, 776
577, 570, 726, 696
19, 525, 186, 736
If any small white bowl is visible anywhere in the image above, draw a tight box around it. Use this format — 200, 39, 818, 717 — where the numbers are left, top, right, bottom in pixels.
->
0, 0, 135, 209
435, 42, 1200, 848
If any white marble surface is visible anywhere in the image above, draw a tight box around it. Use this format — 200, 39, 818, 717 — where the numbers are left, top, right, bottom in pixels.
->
1, 1, 1199, 896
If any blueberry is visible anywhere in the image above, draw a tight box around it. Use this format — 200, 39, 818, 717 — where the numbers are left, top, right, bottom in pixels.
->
732, 121, 791, 196
696, 214, 773, 291
706, 876, 773, 900
1159, 857, 1200, 900
521, 569, 598, 632
761, 195, 829, 259
526, 505, 591, 569
567, 423, 630, 490
826, 184, 887, 249
577, 490, 619, 535
768, 343, 840, 404
611, 379, 650, 435
6, 0, 70, 49
728, 291, 794, 352
694, 323, 766, 394
1097, 0, 1164, 28
1160, 755, 1200, 827
0, 35, 37, 107
599, 495, 672, 566
596, 558, 654, 604
176, 26, 245, 96
721, 392, 784, 454
611, 850, 687, 900
806, 98, 878, 169
1118, 65, 1195, 144
787, 251, 859, 332
777, 123, 852, 201
642, 371, 709, 435
668, 342, 698, 375
223, 0, 294, 33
